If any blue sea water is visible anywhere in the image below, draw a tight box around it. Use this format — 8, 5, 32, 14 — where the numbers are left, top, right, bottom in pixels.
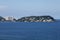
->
0, 21, 60, 40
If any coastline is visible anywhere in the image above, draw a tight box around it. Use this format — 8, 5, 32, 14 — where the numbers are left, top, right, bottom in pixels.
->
0, 15, 55, 22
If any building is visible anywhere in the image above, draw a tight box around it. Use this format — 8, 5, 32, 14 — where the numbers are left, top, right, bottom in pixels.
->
4, 16, 16, 22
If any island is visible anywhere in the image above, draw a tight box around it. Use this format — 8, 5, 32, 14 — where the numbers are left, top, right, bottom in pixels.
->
0, 15, 55, 22
17, 15, 55, 22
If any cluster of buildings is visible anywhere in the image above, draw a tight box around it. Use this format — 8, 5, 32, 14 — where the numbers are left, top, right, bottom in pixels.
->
0, 16, 16, 22
4, 17, 16, 22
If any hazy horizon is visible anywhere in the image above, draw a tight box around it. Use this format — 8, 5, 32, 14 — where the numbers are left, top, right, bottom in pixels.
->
0, 0, 60, 19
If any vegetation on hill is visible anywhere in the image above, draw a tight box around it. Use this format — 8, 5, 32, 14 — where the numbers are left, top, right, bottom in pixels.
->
17, 16, 55, 22
0, 16, 6, 22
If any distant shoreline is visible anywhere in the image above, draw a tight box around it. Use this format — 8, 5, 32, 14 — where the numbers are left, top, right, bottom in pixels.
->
0, 15, 55, 22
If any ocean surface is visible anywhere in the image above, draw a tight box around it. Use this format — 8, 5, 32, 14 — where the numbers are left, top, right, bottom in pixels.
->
0, 21, 60, 40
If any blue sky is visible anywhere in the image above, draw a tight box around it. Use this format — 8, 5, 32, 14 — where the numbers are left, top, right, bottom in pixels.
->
0, 0, 60, 19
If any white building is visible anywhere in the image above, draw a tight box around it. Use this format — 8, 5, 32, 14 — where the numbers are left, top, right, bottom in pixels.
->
4, 16, 16, 21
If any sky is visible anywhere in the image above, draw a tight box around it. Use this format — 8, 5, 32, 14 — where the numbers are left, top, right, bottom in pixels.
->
0, 0, 60, 19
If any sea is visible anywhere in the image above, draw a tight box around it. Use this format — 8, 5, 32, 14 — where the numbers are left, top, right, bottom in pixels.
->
0, 21, 60, 40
